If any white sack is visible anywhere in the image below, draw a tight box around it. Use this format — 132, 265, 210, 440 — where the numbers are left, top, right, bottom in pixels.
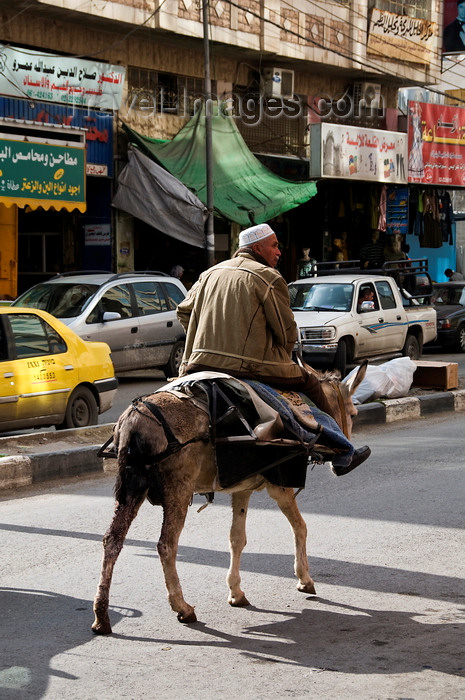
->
344, 357, 417, 404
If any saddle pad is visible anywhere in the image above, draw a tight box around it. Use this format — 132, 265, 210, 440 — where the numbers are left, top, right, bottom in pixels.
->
158, 372, 353, 488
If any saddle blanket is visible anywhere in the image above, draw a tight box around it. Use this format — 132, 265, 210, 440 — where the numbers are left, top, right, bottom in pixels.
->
157, 372, 353, 488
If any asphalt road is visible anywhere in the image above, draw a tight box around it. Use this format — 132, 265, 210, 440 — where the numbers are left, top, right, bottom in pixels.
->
1, 412, 464, 699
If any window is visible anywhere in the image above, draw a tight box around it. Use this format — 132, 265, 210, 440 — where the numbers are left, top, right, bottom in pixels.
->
0, 323, 8, 361
234, 93, 308, 158
86, 285, 133, 323
127, 68, 217, 117
9, 313, 67, 358
288, 283, 353, 311
163, 283, 185, 310
18, 232, 62, 275
375, 280, 397, 310
132, 282, 168, 316
368, 0, 430, 20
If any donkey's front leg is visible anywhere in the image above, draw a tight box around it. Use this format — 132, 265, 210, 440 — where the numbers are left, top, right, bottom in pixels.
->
266, 484, 316, 595
227, 490, 253, 607
92, 494, 146, 635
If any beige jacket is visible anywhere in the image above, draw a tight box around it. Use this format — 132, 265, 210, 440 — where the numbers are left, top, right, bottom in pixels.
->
177, 252, 303, 382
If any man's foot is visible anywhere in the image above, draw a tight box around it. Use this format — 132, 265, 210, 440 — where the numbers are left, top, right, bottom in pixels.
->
333, 446, 371, 476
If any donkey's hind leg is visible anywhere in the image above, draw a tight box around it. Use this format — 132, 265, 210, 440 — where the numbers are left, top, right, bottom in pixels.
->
265, 483, 316, 595
227, 490, 253, 607
92, 493, 146, 635
157, 487, 197, 623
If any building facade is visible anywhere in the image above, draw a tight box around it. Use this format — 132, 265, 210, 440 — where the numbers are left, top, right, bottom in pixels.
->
0, 0, 455, 295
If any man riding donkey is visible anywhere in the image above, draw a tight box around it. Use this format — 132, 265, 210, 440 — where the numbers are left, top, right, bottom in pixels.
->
177, 223, 370, 476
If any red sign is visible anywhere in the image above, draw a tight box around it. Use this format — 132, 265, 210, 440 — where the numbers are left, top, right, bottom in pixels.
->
407, 101, 465, 187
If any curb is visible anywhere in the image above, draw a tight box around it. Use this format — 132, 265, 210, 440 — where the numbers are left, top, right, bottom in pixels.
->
1, 389, 465, 492
0, 445, 106, 492
354, 388, 465, 426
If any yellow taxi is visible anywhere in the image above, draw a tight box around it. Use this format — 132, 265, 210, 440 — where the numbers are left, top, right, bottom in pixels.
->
0, 307, 117, 432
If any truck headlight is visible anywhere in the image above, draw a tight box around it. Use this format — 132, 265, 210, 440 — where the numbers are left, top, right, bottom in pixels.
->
300, 326, 336, 341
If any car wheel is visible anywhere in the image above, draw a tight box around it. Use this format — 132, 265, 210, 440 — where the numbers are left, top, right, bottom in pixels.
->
56, 386, 98, 429
333, 339, 347, 377
455, 324, 465, 352
162, 340, 185, 379
402, 333, 420, 360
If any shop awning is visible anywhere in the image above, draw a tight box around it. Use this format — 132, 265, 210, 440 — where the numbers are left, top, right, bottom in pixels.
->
112, 145, 207, 248
122, 106, 317, 226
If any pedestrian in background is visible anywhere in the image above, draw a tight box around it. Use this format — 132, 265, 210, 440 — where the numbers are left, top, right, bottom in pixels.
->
170, 264, 184, 280
445, 268, 464, 281
360, 230, 385, 269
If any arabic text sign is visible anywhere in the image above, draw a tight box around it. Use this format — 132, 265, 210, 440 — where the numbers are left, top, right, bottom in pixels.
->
368, 9, 437, 65
84, 224, 111, 246
0, 44, 125, 110
407, 101, 465, 186
310, 123, 408, 184
0, 138, 86, 208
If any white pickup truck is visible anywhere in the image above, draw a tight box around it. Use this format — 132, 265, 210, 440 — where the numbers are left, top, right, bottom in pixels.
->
288, 264, 437, 376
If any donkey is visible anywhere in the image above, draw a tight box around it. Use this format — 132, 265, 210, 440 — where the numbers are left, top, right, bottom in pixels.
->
92, 363, 367, 634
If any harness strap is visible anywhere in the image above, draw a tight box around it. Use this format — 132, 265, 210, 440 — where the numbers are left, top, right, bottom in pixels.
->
130, 397, 211, 464
138, 399, 180, 447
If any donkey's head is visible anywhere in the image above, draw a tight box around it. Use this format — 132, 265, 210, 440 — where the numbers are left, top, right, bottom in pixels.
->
319, 361, 367, 439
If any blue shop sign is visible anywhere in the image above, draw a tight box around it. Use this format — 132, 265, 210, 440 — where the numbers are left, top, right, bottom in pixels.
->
0, 97, 113, 176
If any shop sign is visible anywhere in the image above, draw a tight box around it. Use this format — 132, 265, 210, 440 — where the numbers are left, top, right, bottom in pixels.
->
386, 187, 408, 236
0, 96, 114, 175
408, 101, 465, 186
367, 9, 436, 65
84, 224, 111, 245
0, 44, 125, 110
310, 123, 407, 184
0, 138, 86, 212
86, 163, 108, 176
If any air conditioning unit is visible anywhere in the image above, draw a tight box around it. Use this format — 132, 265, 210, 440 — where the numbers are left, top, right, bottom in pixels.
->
353, 81, 382, 111
263, 67, 295, 99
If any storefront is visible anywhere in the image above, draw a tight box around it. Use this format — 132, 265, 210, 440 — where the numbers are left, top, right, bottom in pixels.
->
306, 117, 458, 283
0, 44, 123, 297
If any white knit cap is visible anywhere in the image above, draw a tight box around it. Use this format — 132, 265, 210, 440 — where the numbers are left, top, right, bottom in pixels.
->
239, 224, 275, 248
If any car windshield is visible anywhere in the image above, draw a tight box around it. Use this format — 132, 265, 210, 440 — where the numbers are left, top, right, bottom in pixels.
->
289, 283, 353, 311
433, 285, 465, 306
15, 283, 99, 318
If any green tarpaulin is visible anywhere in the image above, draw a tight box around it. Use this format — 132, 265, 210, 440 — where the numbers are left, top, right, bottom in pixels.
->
122, 106, 317, 227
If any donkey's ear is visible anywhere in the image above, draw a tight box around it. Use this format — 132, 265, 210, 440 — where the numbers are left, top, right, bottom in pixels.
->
344, 360, 368, 396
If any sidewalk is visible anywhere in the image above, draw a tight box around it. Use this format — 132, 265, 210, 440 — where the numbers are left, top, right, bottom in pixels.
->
2, 388, 465, 493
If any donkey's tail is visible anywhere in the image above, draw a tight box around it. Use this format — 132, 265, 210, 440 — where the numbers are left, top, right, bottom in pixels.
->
113, 405, 168, 505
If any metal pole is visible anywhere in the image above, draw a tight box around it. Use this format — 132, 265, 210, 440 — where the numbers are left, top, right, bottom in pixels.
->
202, 0, 215, 267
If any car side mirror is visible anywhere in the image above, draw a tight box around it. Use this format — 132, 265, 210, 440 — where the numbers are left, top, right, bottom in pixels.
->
102, 311, 122, 322
359, 301, 375, 312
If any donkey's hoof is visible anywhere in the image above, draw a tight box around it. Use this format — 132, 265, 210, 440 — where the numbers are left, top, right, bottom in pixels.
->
297, 581, 316, 595
177, 607, 197, 623
229, 594, 250, 607
92, 619, 112, 635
